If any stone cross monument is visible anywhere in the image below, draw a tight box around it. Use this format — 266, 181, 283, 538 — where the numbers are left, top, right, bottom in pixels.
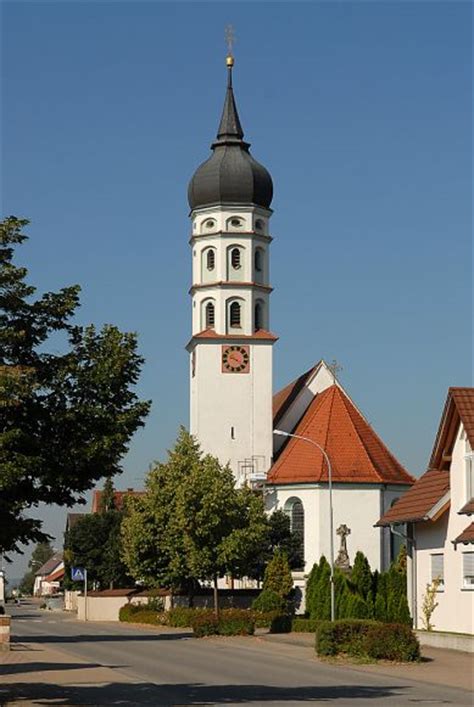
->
335, 524, 352, 572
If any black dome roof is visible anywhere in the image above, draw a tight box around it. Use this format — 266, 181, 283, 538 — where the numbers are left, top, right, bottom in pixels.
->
188, 66, 273, 211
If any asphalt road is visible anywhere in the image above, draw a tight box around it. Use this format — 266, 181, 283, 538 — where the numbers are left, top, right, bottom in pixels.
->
3, 603, 472, 706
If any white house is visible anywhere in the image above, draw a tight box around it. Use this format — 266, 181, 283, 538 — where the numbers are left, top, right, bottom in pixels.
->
33, 553, 64, 597
377, 387, 474, 635
267, 361, 415, 577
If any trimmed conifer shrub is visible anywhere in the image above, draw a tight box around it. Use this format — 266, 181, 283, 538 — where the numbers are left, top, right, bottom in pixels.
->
263, 550, 293, 598
252, 589, 286, 613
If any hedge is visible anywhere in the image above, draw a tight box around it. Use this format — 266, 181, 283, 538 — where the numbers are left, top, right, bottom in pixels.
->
292, 617, 321, 633
191, 610, 255, 637
269, 614, 293, 634
251, 589, 286, 613
119, 605, 165, 625
315, 619, 420, 662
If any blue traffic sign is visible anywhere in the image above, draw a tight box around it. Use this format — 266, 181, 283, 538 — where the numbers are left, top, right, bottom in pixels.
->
71, 567, 85, 582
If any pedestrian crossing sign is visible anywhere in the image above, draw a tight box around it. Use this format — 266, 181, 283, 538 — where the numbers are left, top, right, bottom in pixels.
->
71, 567, 85, 582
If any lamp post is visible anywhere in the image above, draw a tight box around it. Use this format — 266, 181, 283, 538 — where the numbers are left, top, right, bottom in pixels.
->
273, 428, 335, 621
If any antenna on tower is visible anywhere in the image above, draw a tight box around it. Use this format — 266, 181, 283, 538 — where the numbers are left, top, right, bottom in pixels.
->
225, 24, 235, 67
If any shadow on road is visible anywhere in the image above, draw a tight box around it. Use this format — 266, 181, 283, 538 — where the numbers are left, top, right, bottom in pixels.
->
0, 680, 409, 705
0, 662, 125, 676
11, 631, 193, 644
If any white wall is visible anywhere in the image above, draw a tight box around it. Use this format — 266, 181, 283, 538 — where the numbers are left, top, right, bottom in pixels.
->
414, 425, 474, 634
190, 340, 273, 481
269, 483, 387, 573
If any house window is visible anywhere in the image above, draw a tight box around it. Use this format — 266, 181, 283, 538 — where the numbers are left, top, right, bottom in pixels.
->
206, 249, 215, 271
229, 301, 241, 328
231, 248, 241, 269
466, 455, 474, 501
463, 552, 474, 588
205, 302, 215, 329
430, 553, 444, 589
284, 497, 305, 570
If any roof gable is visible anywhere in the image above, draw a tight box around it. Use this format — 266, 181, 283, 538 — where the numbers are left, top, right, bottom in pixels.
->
268, 385, 414, 486
377, 469, 450, 526
430, 388, 474, 470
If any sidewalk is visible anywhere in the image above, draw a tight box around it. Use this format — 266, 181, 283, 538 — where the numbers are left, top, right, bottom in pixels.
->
0, 640, 138, 705
259, 631, 474, 693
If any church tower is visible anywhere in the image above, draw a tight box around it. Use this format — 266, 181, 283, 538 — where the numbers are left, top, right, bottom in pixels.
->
187, 53, 276, 485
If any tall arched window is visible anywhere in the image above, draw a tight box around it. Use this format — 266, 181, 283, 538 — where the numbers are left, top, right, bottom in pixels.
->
231, 248, 241, 269
205, 302, 215, 329
206, 249, 215, 271
284, 497, 305, 570
255, 302, 263, 331
254, 249, 263, 272
229, 301, 241, 328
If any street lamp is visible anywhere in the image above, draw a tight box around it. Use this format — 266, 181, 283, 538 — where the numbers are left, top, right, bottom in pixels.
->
273, 428, 335, 622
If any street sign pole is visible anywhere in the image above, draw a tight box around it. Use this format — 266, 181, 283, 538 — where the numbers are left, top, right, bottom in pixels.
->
84, 568, 88, 622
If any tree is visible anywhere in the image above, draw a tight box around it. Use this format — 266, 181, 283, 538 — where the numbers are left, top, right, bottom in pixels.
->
100, 478, 116, 513
175, 447, 268, 617
121, 428, 202, 592
262, 550, 293, 598
0, 217, 150, 554
19, 541, 54, 595
351, 551, 373, 601
65, 510, 131, 590
250, 510, 304, 582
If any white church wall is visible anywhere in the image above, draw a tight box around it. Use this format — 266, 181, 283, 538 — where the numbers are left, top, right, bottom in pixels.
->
270, 483, 385, 573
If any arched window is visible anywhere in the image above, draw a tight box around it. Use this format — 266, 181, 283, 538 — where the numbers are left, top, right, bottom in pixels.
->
205, 302, 215, 329
255, 219, 264, 231
254, 249, 263, 272
255, 302, 263, 331
229, 301, 241, 328
284, 497, 305, 569
206, 249, 215, 271
231, 248, 241, 269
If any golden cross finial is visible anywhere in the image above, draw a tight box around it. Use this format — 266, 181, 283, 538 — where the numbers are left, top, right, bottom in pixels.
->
225, 24, 235, 66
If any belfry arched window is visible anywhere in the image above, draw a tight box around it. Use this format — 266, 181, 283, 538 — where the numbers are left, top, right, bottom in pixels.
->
229, 301, 241, 328
205, 302, 215, 329
206, 249, 215, 271
231, 248, 241, 269
255, 302, 263, 331
284, 497, 305, 570
254, 248, 263, 272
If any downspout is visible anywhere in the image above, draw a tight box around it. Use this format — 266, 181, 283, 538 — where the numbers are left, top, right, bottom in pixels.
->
390, 523, 417, 628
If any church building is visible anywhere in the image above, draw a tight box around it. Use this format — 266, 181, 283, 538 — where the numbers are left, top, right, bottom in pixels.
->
187, 53, 414, 578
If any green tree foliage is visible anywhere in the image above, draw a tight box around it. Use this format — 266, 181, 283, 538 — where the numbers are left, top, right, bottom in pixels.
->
176, 451, 268, 614
262, 550, 293, 598
65, 508, 131, 590
0, 217, 151, 554
100, 478, 116, 513
121, 428, 202, 590
351, 551, 373, 601
19, 541, 54, 594
248, 509, 304, 583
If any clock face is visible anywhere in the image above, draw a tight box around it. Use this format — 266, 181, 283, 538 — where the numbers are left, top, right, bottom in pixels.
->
222, 345, 250, 373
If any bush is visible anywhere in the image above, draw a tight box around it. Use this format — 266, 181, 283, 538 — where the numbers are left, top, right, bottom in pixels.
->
364, 623, 420, 661
252, 589, 286, 613
292, 617, 321, 633
269, 614, 293, 634
251, 610, 280, 628
191, 613, 219, 637
119, 604, 165, 625
263, 550, 293, 598
166, 607, 209, 627
316, 619, 376, 657
315, 619, 419, 662
191, 609, 255, 637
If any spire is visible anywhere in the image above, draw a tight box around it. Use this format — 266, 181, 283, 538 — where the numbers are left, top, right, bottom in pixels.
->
216, 46, 244, 141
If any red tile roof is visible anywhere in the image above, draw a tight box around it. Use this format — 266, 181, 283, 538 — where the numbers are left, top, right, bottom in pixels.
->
376, 469, 450, 525
459, 500, 474, 516
430, 387, 474, 470
268, 385, 414, 486
35, 553, 63, 577
91, 489, 145, 513
273, 363, 320, 425
45, 566, 65, 582
453, 522, 474, 546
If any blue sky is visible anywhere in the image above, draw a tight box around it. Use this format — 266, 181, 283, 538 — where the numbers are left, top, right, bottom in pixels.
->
2, 1, 472, 576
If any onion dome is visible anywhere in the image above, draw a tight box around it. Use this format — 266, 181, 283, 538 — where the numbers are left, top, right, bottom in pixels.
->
188, 58, 273, 211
